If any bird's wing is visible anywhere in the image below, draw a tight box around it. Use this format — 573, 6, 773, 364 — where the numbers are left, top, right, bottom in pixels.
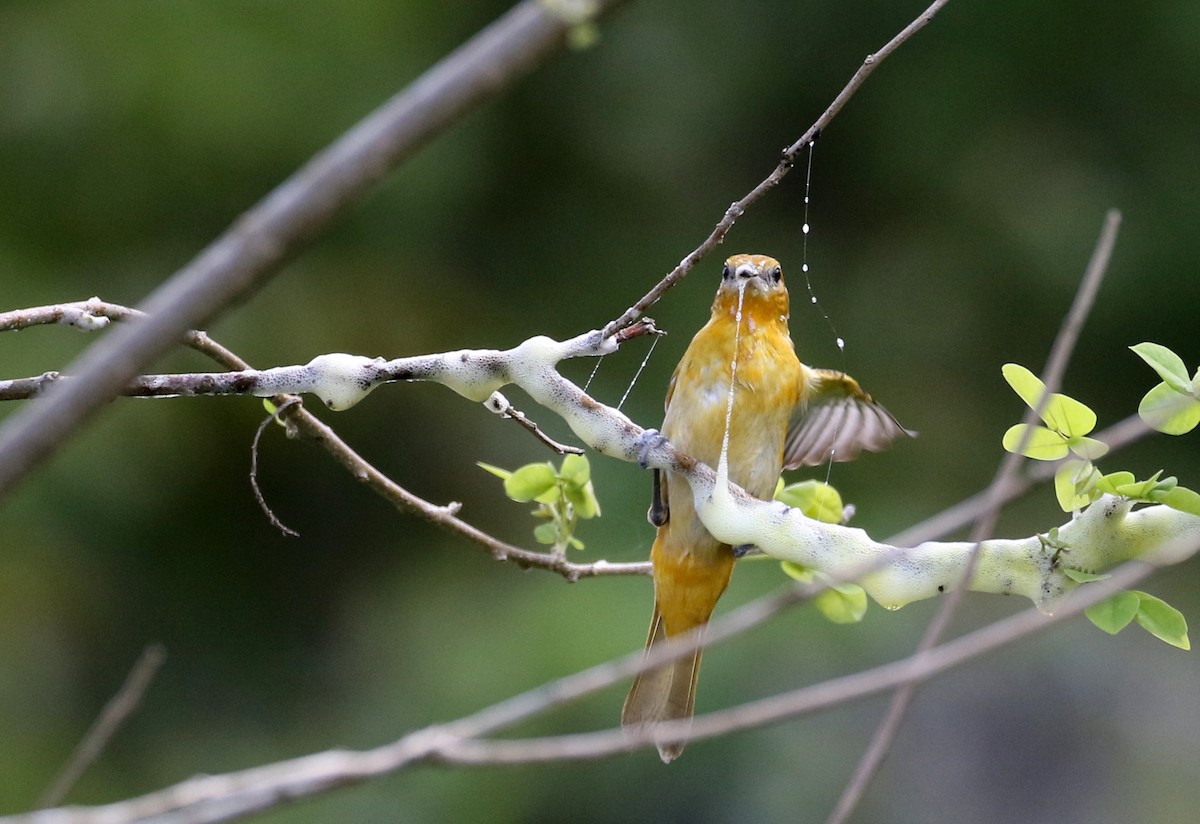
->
782, 367, 915, 469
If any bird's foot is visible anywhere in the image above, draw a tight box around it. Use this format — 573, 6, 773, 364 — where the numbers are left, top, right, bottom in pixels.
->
636, 428, 668, 469
732, 544, 759, 559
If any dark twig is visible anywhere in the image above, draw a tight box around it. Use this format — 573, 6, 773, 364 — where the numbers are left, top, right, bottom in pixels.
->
36, 644, 167, 809
484, 394, 585, 455
827, 209, 1123, 824
251, 398, 303, 537
283, 402, 650, 581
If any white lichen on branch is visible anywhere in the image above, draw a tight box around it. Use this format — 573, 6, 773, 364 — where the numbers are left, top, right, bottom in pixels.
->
108, 325, 1200, 610
3, 309, 1198, 607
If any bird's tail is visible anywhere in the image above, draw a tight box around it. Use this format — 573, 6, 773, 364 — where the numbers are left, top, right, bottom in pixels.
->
621, 604, 704, 763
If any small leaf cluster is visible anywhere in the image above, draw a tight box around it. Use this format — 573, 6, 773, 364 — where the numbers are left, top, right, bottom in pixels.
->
1003, 345, 1200, 649
479, 454, 600, 554
1001, 363, 1110, 512
1047, 544, 1190, 648
1080, 581, 1191, 650
1132, 342, 1200, 436
1001, 358, 1200, 516
775, 480, 868, 624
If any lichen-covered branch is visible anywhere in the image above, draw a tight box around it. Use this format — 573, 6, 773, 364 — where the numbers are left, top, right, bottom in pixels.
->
0, 299, 650, 581
7, 306, 1197, 605
12, 317, 1189, 608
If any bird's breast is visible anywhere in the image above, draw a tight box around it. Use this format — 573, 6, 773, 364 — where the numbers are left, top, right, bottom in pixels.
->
662, 316, 802, 500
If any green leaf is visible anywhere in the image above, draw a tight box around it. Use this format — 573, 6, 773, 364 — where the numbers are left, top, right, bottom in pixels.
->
1156, 485, 1200, 516
780, 561, 814, 583
1096, 470, 1184, 502
1139, 381, 1200, 435
1095, 471, 1135, 495
1132, 591, 1191, 650
477, 461, 513, 481
1063, 568, 1110, 583
533, 521, 560, 545
1043, 393, 1097, 438
1002, 363, 1048, 412
559, 453, 591, 486
1066, 435, 1108, 460
1085, 591, 1141, 634
1003, 424, 1069, 460
776, 480, 844, 523
261, 398, 290, 427
1001, 364, 1098, 435
1054, 460, 1101, 512
814, 582, 868, 624
564, 480, 601, 519
1131, 342, 1193, 394
504, 463, 558, 502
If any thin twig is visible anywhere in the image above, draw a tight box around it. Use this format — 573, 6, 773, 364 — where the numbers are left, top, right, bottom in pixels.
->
36, 644, 167, 809
0, 299, 253, 371
251, 398, 302, 537
282, 400, 650, 581
0, 0, 631, 501
600, 0, 954, 339
827, 209, 1123, 824
484, 394, 585, 455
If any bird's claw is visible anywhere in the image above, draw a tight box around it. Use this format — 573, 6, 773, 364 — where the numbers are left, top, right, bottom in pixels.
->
732, 544, 758, 559
637, 428, 668, 470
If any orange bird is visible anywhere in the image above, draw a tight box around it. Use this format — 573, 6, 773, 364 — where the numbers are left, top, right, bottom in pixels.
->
622, 253, 912, 762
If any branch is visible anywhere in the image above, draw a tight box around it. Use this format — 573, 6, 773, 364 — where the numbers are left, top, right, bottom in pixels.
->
0, 299, 648, 581
828, 207, 1124, 823
281, 399, 650, 581
599, 0, 954, 338
0, 0, 630, 501
9, 301, 1195, 598
36, 645, 167, 809
13, 544, 1191, 824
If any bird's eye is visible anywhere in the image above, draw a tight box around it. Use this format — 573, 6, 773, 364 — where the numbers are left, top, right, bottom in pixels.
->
722, 264, 732, 280
771, 266, 782, 283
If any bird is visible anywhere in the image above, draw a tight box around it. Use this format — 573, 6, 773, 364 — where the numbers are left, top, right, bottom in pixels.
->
621, 253, 912, 762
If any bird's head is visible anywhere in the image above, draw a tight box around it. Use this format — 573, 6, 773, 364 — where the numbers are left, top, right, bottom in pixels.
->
712, 253, 791, 322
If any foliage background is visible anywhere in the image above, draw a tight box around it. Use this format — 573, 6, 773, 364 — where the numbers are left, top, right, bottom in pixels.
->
2, 1, 1199, 821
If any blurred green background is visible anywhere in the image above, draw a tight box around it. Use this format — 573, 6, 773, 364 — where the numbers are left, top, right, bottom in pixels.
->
3, 0, 1199, 821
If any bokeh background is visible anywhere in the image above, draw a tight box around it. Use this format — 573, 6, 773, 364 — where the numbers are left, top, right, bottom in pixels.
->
3, 1, 1199, 821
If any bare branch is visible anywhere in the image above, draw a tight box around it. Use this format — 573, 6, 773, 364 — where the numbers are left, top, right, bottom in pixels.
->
0, 298, 253, 371
36, 644, 167, 809
15, 544, 1192, 824
440, 552, 1175, 767
828, 208, 1124, 824
0, 299, 646, 580
278, 395, 650, 581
